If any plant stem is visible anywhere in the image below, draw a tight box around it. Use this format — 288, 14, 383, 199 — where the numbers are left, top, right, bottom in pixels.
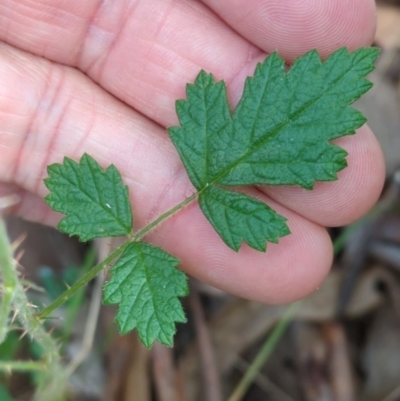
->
39, 192, 198, 319
0, 360, 46, 372
38, 242, 129, 319
0, 220, 18, 343
134, 192, 198, 241
227, 303, 299, 401
61, 246, 96, 344
0, 218, 66, 401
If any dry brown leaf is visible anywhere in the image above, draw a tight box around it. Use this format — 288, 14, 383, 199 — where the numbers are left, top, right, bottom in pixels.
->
152, 343, 185, 401
103, 332, 150, 401
361, 307, 400, 401
323, 323, 355, 401
296, 323, 333, 401
122, 333, 151, 401
179, 268, 386, 401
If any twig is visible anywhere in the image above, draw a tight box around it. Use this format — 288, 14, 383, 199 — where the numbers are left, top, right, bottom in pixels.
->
61, 246, 96, 344
66, 238, 109, 375
189, 282, 222, 401
323, 322, 355, 401
235, 358, 296, 401
66, 272, 104, 375
152, 343, 182, 401
227, 303, 299, 401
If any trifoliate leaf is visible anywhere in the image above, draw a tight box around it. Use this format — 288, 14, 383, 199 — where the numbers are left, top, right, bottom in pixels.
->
44, 153, 132, 241
199, 186, 290, 251
103, 243, 188, 347
169, 47, 378, 251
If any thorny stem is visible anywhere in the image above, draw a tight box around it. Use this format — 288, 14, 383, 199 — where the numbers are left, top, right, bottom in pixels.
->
39, 192, 198, 319
0, 360, 46, 372
0, 219, 18, 343
0, 218, 66, 401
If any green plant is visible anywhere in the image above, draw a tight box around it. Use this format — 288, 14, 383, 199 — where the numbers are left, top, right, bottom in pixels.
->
0, 218, 66, 401
39, 47, 378, 348
0, 223, 96, 400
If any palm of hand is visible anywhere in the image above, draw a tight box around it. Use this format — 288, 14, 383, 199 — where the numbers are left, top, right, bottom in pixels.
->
0, 0, 384, 303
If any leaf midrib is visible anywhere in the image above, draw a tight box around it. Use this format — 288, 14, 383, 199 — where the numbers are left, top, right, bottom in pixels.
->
201, 58, 357, 191
58, 166, 130, 233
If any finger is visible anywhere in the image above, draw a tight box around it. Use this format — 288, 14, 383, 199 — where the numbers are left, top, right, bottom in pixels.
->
147, 190, 333, 303
0, 0, 376, 127
0, 0, 261, 126
0, 3, 382, 226
201, 0, 377, 62
0, 183, 55, 223
0, 44, 332, 303
262, 125, 386, 227
0, 42, 183, 225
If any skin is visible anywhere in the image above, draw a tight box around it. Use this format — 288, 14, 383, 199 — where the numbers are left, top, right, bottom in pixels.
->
0, 0, 385, 303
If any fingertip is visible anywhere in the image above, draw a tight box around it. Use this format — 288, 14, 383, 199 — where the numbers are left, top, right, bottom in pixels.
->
151, 194, 334, 304
203, 0, 377, 62
264, 125, 386, 227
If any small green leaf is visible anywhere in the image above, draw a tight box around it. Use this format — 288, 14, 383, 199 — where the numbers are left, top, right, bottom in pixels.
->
168, 71, 231, 189
199, 186, 290, 251
103, 242, 188, 347
169, 47, 379, 250
44, 153, 133, 241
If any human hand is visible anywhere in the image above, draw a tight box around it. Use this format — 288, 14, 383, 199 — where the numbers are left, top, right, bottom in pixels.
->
0, 0, 384, 303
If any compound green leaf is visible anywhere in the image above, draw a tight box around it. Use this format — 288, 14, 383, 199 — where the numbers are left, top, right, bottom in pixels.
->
103, 242, 188, 347
44, 153, 132, 241
169, 47, 378, 250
